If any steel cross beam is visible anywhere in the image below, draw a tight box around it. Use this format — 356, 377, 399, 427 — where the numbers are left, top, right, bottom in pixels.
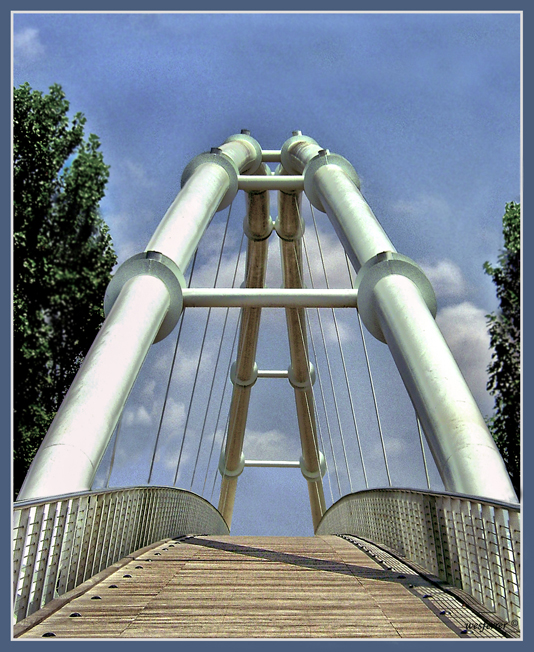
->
181, 288, 359, 308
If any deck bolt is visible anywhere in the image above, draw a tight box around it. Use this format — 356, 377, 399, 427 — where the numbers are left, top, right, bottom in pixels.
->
42, 633, 56, 637
69, 612, 82, 618
123, 574, 132, 578
91, 596, 101, 600
109, 584, 118, 588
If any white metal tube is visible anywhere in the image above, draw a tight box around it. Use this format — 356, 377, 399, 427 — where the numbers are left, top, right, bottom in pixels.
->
19, 136, 261, 502
257, 369, 289, 378
244, 460, 301, 468
146, 162, 230, 269
291, 135, 517, 504
373, 274, 518, 503
219, 138, 259, 173
284, 139, 323, 174
181, 288, 358, 308
261, 150, 282, 162
314, 164, 395, 272
238, 175, 304, 192
18, 275, 170, 500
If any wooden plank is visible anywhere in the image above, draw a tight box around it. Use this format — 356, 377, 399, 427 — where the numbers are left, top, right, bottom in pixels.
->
16, 535, 494, 639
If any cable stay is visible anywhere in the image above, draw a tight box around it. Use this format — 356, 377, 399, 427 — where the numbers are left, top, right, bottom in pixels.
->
189, 203, 235, 490
147, 249, 200, 484
417, 415, 432, 490
302, 204, 353, 493
309, 203, 369, 490
344, 254, 392, 487
199, 233, 246, 497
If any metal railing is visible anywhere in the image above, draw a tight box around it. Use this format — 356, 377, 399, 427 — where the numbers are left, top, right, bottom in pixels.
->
12, 486, 229, 623
316, 488, 521, 628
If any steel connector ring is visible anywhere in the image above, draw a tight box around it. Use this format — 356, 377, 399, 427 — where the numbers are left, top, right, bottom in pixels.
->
355, 251, 437, 343
104, 251, 186, 343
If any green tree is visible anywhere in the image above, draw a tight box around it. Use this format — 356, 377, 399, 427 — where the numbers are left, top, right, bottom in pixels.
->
484, 201, 521, 498
13, 83, 117, 496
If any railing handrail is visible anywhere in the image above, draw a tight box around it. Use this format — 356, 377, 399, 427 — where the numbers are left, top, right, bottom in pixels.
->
316, 487, 521, 630
12, 485, 229, 624
318, 486, 521, 513
13, 484, 218, 511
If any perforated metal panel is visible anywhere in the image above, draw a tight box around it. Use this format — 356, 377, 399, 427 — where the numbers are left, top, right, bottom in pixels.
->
12, 486, 229, 623
316, 488, 520, 627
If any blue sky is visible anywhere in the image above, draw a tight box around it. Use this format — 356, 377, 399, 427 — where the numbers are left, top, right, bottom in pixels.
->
12, 10, 521, 535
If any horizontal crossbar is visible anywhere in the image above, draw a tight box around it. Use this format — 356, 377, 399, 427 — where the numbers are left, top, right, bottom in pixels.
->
181, 288, 358, 308
237, 175, 304, 191
244, 460, 301, 468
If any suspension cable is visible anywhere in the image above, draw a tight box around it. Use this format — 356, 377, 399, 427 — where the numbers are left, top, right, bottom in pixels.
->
288, 223, 336, 503
304, 309, 338, 501
310, 204, 368, 488
309, 202, 369, 489
345, 254, 392, 486
296, 244, 341, 498
147, 249, 199, 484
104, 411, 123, 488
417, 415, 431, 489
189, 205, 235, 490
173, 203, 234, 487
203, 232, 246, 498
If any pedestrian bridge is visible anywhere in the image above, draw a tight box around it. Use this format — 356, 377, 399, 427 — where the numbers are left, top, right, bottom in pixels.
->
13, 133, 521, 639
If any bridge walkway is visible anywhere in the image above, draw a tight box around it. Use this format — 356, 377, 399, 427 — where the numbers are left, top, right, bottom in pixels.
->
14, 534, 506, 639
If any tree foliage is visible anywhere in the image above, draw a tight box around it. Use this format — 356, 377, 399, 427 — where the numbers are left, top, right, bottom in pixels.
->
13, 83, 117, 495
484, 201, 521, 497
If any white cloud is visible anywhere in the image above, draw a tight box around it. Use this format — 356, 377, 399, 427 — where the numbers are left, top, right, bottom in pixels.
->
419, 259, 468, 300
14, 27, 45, 61
122, 159, 156, 189
392, 193, 453, 224
161, 397, 186, 429
123, 405, 152, 427
436, 301, 492, 414
242, 428, 301, 460
319, 313, 352, 346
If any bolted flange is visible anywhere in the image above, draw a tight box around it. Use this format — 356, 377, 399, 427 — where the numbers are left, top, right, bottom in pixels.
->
303, 150, 361, 212
280, 133, 320, 174
288, 363, 316, 390
355, 251, 437, 343
243, 214, 274, 242
180, 150, 239, 211
104, 251, 186, 343
224, 132, 263, 174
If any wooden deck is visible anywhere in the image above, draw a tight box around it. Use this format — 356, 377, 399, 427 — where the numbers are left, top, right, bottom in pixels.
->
14, 534, 507, 639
